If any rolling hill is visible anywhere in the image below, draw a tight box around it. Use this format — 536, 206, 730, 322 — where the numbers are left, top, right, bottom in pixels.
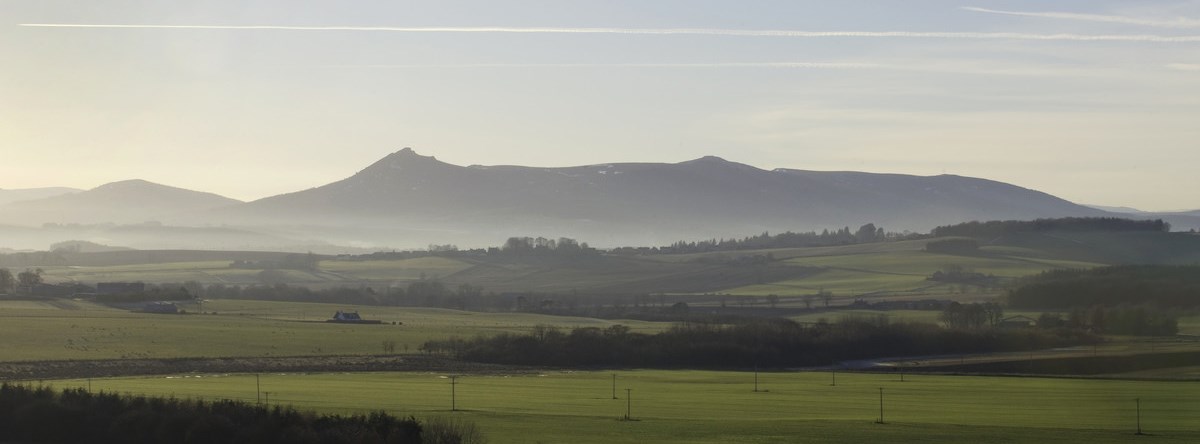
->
0, 179, 241, 226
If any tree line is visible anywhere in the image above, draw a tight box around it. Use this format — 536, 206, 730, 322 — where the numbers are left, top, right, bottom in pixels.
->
0, 383, 489, 444
1006, 265, 1200, 309
332, 236, 598, 262
611, 223, 917, 255
1035, 306, 1178, 336
0, 267, 50, 294
421, 317, 1095, 369
1005, 265, 1195, 336
931, 217, 1170, 239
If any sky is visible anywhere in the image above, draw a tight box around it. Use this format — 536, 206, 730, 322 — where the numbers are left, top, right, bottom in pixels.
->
2, 0, 1199, 211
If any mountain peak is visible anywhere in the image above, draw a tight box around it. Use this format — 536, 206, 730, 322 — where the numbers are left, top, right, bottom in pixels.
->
678, 155, 765, 173
685, 155, 729, 163
350, 148, 463, 181
375, 147, 442, 165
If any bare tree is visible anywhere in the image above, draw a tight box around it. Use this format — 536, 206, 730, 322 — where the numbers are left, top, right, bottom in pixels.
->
801, 294, 815, 309
819, 289, 834, 307
17, 268, 43, 292
0, 268, 13, 294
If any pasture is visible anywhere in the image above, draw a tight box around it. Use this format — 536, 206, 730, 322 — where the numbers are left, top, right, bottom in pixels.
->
0, 299, 668, 362
49, 370, 1200, 443
725, 248, 1100, 300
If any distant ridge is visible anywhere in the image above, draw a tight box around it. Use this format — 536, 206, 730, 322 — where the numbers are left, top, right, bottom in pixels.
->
0, 179, 242, 226
0, 187, 81, 206
209, 148, 1114, 247
3, 148, 1189, 250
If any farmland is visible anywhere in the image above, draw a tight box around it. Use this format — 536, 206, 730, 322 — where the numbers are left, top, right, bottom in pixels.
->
0, 299, 668, 362
25, 236, 1116, 303
44, 370, 1200, 444
5, 228, 1198, 442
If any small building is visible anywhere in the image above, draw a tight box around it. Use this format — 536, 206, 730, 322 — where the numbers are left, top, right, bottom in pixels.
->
332, 310, 363, 321
327, 310, 382, 324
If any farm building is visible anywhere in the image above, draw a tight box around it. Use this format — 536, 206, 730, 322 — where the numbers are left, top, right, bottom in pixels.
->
327, 310, 383, 324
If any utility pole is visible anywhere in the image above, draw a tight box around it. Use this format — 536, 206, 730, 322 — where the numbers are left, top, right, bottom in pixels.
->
450, 375, 459, 412
1135, 398, 1143, 435
256, 373, 261, 405
876, 387, 885, 424
87, 378, 92, 393
624, 388, 633, 420
612, 374, 617, 399
264, 391, 270, 407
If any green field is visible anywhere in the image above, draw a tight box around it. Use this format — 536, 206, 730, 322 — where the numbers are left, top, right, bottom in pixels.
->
47, 370, 1200, 443
725, 248, 1100, 301
0, 299, 668, 362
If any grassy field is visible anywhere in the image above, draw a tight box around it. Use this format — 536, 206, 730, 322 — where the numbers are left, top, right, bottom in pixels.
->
319, 257, 475, 281
46, 370, 1200, 443
3, 297, 1188, 365
32, 256, 477, 288
0, 299, 668, 362
724, 249, 1100, 301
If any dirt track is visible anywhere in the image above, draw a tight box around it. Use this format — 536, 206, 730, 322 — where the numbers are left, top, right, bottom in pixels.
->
0, 355, 534, 381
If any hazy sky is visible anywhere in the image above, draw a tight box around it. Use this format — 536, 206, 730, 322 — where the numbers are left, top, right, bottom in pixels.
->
3, 1, 1199, 211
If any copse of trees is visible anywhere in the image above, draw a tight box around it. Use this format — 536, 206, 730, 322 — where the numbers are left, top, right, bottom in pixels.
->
1006, 265, 1195, 336
931, 217, 1170, 239
1036, 306, 1178, 336
1006, 265, 1200, 309
499, 236, 597, 258
422, 317, 1094, 369
939, 302, 1004, 329
0, 267, 46, 294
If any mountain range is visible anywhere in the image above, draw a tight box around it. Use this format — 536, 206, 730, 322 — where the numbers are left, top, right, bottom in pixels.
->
1, 148, 1196, 251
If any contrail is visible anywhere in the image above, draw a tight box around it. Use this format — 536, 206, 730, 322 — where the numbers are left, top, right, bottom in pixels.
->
334, 62, 884, 69
1166, 63, 1200, 71
963, 6, 1200, 29
323, 62, 1098, 77
17, 23, 1200, 42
